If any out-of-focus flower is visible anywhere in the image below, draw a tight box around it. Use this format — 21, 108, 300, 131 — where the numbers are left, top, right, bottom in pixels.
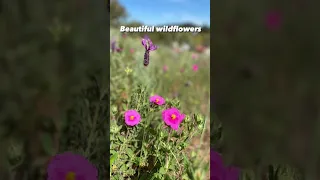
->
47, 152, 98, 180
163, 65, 168, 72
265, 10, 282, 31
210, 149, 240, 180
150, 95, 165, 105
130, 48, 134, 54
124, 110, 141, 126
192, 53, 199, 60
181, 43, 190, 51
111, 40, 122, 53
124, 67, 132, 74
162, 108, 185, 130
192, 64, 199, 72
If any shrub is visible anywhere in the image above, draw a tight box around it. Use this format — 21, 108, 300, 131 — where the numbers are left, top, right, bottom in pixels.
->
110, 86, 205, 179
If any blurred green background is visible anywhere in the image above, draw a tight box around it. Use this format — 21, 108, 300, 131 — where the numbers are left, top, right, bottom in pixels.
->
212, 0, 320, 179
0, 0, 109, 179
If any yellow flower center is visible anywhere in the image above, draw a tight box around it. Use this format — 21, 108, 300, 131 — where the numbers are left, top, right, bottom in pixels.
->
171, 114, 176, 120
65, 172, 75, 180
130, 116, 135, 120
155, 98, 159, 103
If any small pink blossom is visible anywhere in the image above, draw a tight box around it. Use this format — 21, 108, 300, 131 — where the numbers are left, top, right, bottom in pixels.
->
130, 48, 134, 53
150, 95, 165, 105
162, 108, 185, 130
192, 53, 198, 59
180, 68, 184, 73
124, 110, 141, 126
163, 65, 168, 72
265, 10, 282, 31
192, 64, 199, 72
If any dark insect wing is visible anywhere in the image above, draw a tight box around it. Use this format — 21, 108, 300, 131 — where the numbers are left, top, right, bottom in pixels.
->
143, 50, 150, 66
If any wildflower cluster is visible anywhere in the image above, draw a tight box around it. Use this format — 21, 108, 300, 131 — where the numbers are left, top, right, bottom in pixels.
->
110, 86, 206, 179
124, 95, 185, 131
110, 31, 209, 179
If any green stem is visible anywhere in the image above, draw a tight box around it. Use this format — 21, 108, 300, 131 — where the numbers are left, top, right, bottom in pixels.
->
167, 128, 172, 144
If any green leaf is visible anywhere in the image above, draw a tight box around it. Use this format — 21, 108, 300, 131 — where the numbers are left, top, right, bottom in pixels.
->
159, 167, 166, 174
126, 148, 134, 158
122, 103, 127, 110
118, 136, 125, 142
110, 153, 118, 166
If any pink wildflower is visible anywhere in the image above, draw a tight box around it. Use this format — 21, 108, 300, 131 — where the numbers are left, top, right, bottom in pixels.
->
124, 110, 141, 126
130, 48, 134, 54
150, 95, 165, 105
162, 108, 185, 130
180, 68, 184, 73
163, 65, 168, 72
192, 53, 198, 59
265, 10, 282, 31
192, 64, 199, 72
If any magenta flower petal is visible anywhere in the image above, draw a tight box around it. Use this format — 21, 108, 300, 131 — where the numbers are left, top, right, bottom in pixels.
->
162, 108, 185, 130
211, 149, 224, 168
210, 149, 240, 180
192, 64, 199, 72
211, 150, 226, 180
124, 110, 141, 126
150, 95, 165, 105
225, 166, 240, 180
47, 152, 97, 180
